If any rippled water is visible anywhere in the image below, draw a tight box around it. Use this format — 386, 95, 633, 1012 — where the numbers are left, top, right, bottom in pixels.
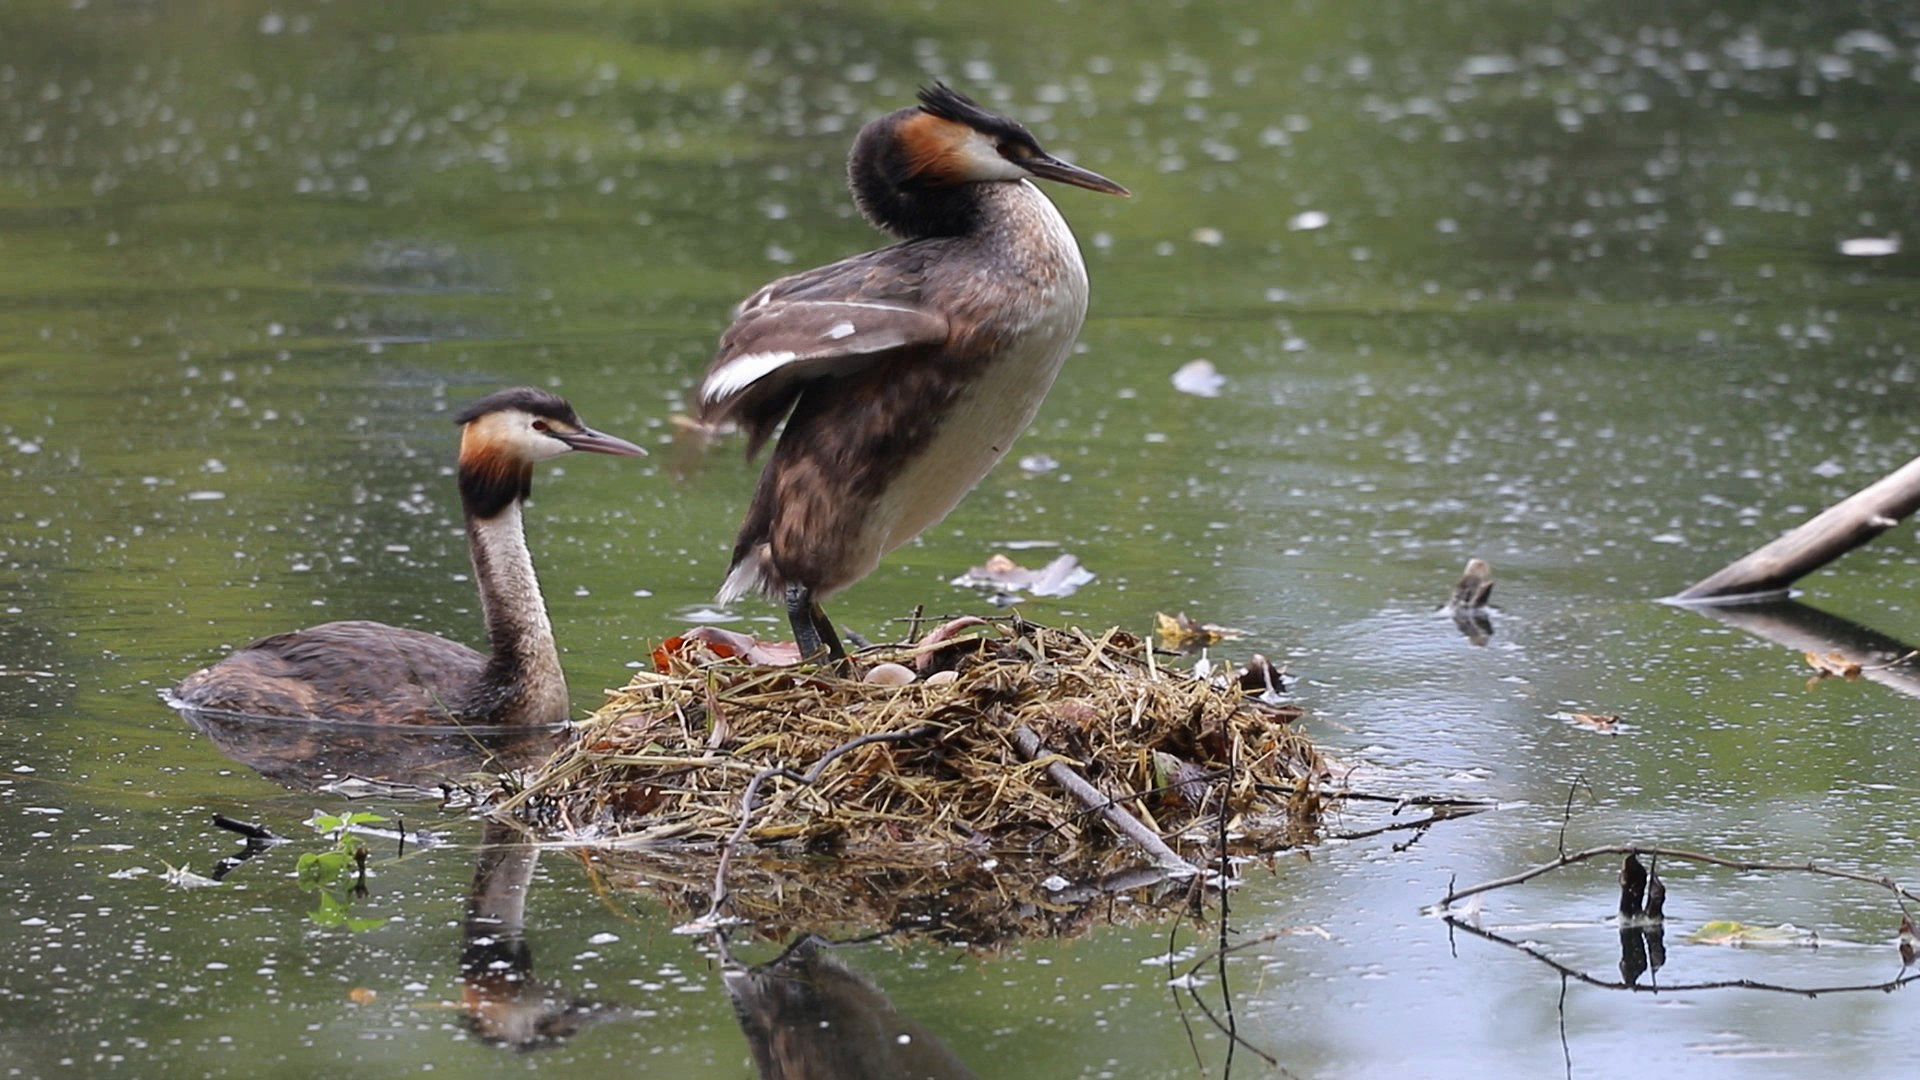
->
3, 1, 1917, 1076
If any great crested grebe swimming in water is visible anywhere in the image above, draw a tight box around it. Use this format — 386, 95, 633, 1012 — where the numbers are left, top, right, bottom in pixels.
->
697, 83, 1127, 662
171, 388, 645, 726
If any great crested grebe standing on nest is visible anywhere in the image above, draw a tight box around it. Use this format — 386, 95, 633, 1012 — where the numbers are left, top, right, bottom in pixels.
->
697, 84, 1127, 661
171, 388, 645, 725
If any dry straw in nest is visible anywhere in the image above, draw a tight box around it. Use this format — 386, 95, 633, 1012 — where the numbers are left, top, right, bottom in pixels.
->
497, 619, 1323, 863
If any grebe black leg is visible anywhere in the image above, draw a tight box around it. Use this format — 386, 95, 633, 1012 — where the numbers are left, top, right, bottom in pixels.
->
808, 598, 847, 663
785, 584, 847, 663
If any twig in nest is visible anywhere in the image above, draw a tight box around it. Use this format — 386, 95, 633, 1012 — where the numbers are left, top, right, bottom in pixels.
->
1010, 722, 1192, 873
1022, 767, 1229, 850
700, 724, 943, 925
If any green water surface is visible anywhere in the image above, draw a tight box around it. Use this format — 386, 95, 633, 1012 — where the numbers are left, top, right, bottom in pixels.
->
2, 1, 1917, 1077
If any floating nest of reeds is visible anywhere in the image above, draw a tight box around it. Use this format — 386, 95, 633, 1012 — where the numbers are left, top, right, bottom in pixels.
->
496, 618, 1324, 868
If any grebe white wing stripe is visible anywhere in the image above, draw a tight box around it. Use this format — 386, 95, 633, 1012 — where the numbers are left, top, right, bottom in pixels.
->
701, 300, 949, 409
703, 350, 799, 405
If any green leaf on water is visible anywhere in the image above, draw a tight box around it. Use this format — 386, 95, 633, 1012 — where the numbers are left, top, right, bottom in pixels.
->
1685, 920, 1817, 947
305, 810, 389, 835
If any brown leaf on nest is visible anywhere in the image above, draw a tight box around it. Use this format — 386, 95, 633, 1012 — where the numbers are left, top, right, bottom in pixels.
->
1803, 650, 1862, 689
653, 627, 802, 669
1154, 611, 1245, 652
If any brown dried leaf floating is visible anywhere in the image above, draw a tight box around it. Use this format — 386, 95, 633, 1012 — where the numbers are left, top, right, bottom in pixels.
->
1553, 711, 1622, 734
1154, 611, 1246, 652
1803, 649, 1863, 689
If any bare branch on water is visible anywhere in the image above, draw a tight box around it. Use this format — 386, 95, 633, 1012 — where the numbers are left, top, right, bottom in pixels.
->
1447, 916, 1920, 997
1436, 843, 1920, 910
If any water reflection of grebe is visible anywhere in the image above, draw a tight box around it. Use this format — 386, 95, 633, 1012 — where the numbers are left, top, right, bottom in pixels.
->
184, 715, 629, 1051
724, 935, 977, 1080
459, 819, 627, 1050
178, 707, 561, 794
170, 388, 644, 726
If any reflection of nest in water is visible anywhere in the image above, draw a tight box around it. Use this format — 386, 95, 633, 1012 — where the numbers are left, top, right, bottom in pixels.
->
499, 619, 1324, 869
577, 845, 1206, 948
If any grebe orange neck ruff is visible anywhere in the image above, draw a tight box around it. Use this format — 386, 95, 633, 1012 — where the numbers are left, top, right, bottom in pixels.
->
697, 84, 1127, 663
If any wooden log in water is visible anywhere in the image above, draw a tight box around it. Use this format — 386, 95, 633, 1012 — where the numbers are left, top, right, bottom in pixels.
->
1671, 454, 1920, 603
1682, 597, 1920, 702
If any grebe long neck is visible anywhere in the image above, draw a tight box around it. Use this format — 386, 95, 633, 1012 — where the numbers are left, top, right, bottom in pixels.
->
466, 819, 537, 943
462, 487, 569, 724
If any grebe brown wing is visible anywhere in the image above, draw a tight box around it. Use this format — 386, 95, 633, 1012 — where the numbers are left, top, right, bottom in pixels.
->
701, 302, 948, 458
173, 620, 488, 725
701, 243, 956, 456
733, 238, 955, 310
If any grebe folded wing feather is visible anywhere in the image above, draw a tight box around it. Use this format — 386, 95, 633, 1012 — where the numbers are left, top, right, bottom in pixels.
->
699, 299, 949, 457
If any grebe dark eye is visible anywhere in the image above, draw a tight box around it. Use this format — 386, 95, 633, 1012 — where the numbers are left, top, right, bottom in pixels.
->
532, 419, 550, 432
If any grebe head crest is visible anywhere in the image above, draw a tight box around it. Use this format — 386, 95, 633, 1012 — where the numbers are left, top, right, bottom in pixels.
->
456, 388, 644, 518
849, 83, 1127, 237
897, 82, 1130, 195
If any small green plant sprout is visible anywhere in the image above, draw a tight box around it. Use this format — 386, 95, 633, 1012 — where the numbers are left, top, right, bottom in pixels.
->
296, 810, 388, 932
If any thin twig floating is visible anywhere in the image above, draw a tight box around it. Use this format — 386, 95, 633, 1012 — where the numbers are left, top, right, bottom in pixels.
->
1437, 830, 1920, 1000
1170, 928, 1311, 1078
211, 813, 283, 843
